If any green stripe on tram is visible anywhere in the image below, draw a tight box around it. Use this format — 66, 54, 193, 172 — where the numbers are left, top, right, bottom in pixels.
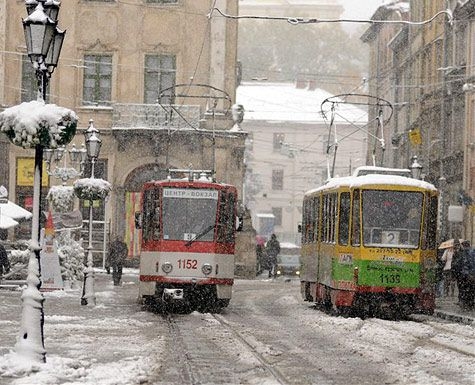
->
332, 260, 420, 288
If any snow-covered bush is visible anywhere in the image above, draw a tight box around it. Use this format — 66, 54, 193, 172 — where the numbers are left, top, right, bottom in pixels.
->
47, 185, 75, 213
73, 178, 111, 201
8, 249, 31, 279
55, 231, 84, 283
0, 100, 78, 149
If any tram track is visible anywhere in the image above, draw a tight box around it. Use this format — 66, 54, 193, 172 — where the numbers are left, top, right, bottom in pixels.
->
158, 311, 292, 385
213, 313, 291, 385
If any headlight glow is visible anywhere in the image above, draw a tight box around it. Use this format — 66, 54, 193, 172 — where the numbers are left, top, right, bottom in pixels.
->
162, 262, 173, 273
202, 263, 212, 275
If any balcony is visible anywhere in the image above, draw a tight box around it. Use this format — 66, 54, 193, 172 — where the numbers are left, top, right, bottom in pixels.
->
112, 103, 202, 130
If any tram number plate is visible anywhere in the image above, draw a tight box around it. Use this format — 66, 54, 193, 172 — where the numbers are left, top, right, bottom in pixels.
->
178, 259, 198, 270
380, 273, 401, 284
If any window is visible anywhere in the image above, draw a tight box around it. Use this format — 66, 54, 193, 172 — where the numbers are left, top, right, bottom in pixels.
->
83, 55, 112, 106
144, 54, 176, 104
352, 190, 361, 246
21, 54, 38, 102
273, 133, 285, 151
271, 169, 283, 190
272, 207, 282, 226
217, 192, 236, 243
422, 195, 438, 250
338, 192, 350, 245
362, 190, 423, 248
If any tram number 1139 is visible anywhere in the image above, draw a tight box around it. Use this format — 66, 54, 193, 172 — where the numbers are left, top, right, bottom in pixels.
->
178, 259, 198, 269
380, 273, 401, 284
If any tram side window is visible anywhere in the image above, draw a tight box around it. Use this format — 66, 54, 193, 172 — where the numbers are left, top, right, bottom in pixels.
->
302, 198, 313, 244
352, 190, 361, 246
422, 195, 438, 250
338, 192, 350, 245
313, 196, 320, 243
329, 193, 337, 243
323, 195, 329, 242
143, 188, 160, 241
217, 192, 235, 243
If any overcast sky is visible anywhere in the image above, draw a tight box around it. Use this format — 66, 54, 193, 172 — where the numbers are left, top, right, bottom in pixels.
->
338, 0, 386, 19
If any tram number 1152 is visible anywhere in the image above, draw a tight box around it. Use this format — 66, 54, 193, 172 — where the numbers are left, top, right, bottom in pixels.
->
178, 259, 198, 269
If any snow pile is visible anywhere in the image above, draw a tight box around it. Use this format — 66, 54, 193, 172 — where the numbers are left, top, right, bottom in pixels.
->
0, 100, 78, 149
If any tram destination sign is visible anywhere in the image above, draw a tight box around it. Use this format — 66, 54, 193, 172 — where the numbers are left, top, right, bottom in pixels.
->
164, 188, 218, 200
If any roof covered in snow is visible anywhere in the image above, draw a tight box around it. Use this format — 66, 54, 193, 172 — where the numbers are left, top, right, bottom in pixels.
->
236, 82, 368, 124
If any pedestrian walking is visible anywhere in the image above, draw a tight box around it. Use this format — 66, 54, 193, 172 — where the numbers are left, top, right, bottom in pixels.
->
441, 245, 456, 297
452, 239, 475, 310
0, 243, 10, 276
265, 234, 280, 278
107, 236, 128, 286
256, 243, 266, 276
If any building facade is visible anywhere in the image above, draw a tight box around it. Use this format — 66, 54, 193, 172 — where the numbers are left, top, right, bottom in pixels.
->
361, 1, 475, 243
238, 81, 367, 245
0, 0, 257, 275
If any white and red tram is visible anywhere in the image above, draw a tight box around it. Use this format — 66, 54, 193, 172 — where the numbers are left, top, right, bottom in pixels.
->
136, 170, 241, 312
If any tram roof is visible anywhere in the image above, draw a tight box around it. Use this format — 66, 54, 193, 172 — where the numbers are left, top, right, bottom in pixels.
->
305, 173, 437, 195
143, 178, 236, 190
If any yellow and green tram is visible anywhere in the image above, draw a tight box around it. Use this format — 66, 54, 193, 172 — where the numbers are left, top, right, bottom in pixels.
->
300, 166, 439, 317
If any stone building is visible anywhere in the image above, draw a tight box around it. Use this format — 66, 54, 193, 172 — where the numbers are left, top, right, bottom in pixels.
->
0, 0, 256, 275
361, 1, 475, 242
237, 81, 367, 245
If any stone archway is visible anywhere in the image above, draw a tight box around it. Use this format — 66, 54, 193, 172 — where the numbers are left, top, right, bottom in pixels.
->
117, 163, 169, 258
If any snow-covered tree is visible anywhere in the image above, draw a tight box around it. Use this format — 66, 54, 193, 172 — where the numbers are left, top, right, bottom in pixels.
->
55, 230, 84, 284
47, 185, 75, 213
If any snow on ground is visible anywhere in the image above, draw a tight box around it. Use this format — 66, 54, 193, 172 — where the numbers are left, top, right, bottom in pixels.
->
0, 274, 474, 385
0, 269, 165, 385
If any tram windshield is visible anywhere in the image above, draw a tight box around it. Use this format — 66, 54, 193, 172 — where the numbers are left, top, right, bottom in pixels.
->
161, 187, 219, 241
362, 190, 424, 248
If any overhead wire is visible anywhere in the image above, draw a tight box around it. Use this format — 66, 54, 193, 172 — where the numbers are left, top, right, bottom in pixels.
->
209, 7, 453, 26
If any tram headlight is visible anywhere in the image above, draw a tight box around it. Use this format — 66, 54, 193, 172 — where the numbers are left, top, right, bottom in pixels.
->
162, 262, 173, 274
202, 263, 212, 275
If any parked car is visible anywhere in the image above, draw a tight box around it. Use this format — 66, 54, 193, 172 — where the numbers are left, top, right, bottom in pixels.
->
275, 243, 301, 277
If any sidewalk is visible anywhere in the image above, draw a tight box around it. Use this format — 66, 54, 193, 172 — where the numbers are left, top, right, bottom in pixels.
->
433, 296, 475, 325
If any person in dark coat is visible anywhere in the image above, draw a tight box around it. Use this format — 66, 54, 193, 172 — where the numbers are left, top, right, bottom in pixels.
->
256, 243, 267, 276
107, 236, 128, 286
0, 243, 10, 276
265, 234, 280, 278
452, 239, 475, 310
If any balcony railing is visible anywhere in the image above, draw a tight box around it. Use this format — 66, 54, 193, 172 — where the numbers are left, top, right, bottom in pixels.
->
112, 103, 202, 129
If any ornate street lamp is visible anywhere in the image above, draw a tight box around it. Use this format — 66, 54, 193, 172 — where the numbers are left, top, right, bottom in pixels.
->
76, 120, 105, 306
15, 0, 66, 363
44, 144, 87, 182
410, 155, 423, 180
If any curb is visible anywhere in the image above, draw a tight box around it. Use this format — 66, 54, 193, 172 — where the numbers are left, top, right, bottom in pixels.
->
433, 309, 475, 325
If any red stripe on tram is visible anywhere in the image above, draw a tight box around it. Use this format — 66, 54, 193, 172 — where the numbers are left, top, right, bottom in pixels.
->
140, 275, 234, 285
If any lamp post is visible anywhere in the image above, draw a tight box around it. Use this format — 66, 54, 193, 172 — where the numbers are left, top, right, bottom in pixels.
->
410, 155, 423, 180
44, 143, 87, 182
80, 120, 102, 306
16, 0, 65, 363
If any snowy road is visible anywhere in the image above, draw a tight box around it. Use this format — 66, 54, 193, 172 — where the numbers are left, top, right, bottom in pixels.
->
0, 271, 474, 385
